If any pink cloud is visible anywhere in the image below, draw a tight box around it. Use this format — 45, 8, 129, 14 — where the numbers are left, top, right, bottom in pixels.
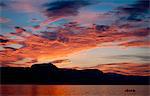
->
0, 17, 10, 23
70, 11, 99, 26
9, 0, 48, 13
41, 16, 65, 27
69, 11, 118, 26
11, 2, 37, 13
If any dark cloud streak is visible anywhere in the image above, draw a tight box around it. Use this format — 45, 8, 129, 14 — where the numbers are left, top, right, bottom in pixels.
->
108, 55, 150, 62
43, 0, 98, 17
119, 0, 150, 21
0, 2, 7, 7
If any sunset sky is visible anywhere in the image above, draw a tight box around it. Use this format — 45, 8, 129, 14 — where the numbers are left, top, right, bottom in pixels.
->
0, 0, 149, 76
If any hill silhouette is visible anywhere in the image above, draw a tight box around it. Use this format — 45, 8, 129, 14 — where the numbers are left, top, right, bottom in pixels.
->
0, 63, 149, 85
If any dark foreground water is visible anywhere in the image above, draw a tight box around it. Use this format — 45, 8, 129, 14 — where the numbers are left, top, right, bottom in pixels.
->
0, 85, 149, 96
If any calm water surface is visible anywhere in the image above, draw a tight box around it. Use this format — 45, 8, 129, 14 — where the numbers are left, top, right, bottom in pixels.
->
0, 85, 149, 96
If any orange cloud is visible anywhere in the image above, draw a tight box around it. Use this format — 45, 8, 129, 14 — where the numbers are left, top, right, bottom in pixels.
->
0, 24, 149, 67
51, 59, 70, 64
119, 40, 150, 47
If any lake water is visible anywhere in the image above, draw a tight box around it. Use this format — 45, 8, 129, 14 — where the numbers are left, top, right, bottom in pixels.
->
0, 85, 149, 96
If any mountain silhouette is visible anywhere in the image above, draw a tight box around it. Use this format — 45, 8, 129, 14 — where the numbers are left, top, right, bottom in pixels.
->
0, 63, 149, 84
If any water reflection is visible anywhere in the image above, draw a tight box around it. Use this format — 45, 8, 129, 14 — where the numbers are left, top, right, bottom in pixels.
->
0, 85, 149, 96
